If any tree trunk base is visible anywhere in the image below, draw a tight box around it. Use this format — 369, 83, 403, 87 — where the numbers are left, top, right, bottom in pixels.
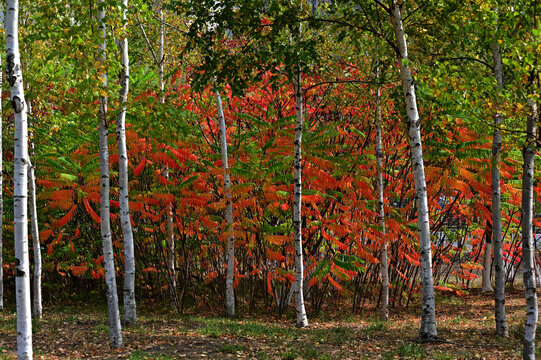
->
416, 333, 439, 343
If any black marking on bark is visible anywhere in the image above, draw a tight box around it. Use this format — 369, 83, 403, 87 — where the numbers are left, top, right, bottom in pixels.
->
15, 258, 24, 277
12, 96, 24, 113
6, 51, 16, 86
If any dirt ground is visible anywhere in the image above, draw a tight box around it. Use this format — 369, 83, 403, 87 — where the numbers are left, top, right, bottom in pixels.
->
0, 289, 534, 359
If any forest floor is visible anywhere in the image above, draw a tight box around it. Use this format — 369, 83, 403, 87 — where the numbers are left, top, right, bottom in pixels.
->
0, 288, 533, 359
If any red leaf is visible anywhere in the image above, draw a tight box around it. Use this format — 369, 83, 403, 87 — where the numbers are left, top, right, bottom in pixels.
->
133, 158, 146, 176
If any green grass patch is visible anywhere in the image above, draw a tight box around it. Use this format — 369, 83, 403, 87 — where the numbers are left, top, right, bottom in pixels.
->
93, 323, 109, 335
128, 350, 174, 360
195, 317, 301, 339
220, 343, 245, 353
311, 326, 353, 345
365, 321, 387, 335
281, 349, 298, 360
396, 342, 426, 359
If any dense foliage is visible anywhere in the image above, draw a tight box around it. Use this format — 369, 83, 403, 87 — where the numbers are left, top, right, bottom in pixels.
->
0, 0, 539, 344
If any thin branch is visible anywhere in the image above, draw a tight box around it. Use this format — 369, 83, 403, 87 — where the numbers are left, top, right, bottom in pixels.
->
136, 14, 161, 66
304, 79, 398, 92
151, 13, 188, 35
373, 0, 391, 15
435, 56, 493, 70
308, 16, 399, 54
402, 0, 431, 23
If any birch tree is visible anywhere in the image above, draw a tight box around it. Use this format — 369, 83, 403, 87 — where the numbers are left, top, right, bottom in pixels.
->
139, 1, 178, 304
28, 157, 41, 320
116, 0, 137, 327
0, 54, 3, 313
158, 5, 178, 307
6, 0, 33, 357
214, 88, 236, 318
28, 115, 42, 319
387, 1, 437, 340
521, 93, 538, 360
490, 25, 508, 338
178, 0, 325, 326
292, 57, 309, 328
374, 65, 389, 322
154, 0, 177, 306
98, 0, 123, 348
481, 229, 493, 292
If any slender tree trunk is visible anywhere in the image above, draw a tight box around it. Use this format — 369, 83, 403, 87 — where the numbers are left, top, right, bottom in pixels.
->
482, 228, 494, 292
6, 0, 33, 357
522, 96, 538, 360
28, 161, 41, 320
27, 119, 41, 320
214, 89, 235, 318
116, 0, 136, 327
0, 50, 3, 313
293, 68, 308, 328
491, 35, 508, 338
375, 66, 389, 322
159, 5, 178, 305
27, 101, 42, 319
390, 3, 437, 341
98, 0, 122, 348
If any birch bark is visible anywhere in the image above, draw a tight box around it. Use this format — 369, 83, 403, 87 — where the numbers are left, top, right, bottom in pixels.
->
98, 0, 123, 348
157, 4, 178, 304
375, 66, 389, 322
0, 52, 3, 312
293, 67, 308, 328
28, 145, 41, 319
482, 229, 493, 292
214, 89, 235, 318
491, 36, 508, 337
522, 96, 538, 359
116, 0, 137, 327
146, 0, 178, 303
390, 3, 437, 340
6, 0, 33, 357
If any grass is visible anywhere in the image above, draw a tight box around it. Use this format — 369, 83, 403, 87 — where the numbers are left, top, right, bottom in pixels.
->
255, 350, 269, 359
312, 326, 353, 345
128, 350, 175, 360
93, 323, 109, 334
397, 342, 426, 358
219, 343, 245, 353
280, 349, 298, 360
364, 320, 387, 335
195, 317, 300, 339
0, 289, 532, 359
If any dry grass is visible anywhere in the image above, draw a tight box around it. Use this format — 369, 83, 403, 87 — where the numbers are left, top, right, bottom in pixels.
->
0, 288, 535, 359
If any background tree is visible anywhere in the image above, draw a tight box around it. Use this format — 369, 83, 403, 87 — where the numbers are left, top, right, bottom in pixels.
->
116, 0, 137, 327
0, 52, 3, 313
97, 0, 122, 348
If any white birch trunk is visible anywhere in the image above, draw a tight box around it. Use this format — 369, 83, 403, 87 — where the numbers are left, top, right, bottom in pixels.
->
482, 231, 493, 292
293, 69, 308, 328
375, 67, 389, 322
116, 0, 136, 326
0, 50, 3, 312
6, 0, 33, 357
28, 157, 41, 320
390, 4, 437, 340
27, 101, 42, 319
522, 96, 538, 360
98, 0, 123, 348
215, 89, 235, 318
491, 37, 508, 337
156, 3, 177, 304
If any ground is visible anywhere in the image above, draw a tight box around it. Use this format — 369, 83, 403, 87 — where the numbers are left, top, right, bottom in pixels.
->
0, 289, 534, 359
